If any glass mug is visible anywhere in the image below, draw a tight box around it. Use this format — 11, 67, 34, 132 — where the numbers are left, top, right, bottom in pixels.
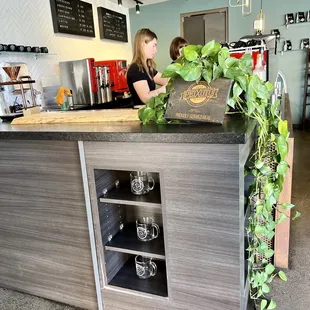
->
130, 171, 155, 195
135, 255, 157, 279
136, 217, 160, 242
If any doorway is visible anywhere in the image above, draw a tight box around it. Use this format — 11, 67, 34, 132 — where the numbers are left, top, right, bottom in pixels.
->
181, 8, 228, 46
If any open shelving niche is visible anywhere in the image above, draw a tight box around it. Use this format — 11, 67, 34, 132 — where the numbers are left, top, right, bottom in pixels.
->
93, 169, 168, 298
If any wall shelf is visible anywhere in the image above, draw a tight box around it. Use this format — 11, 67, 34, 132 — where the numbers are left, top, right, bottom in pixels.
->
108, 256, 168, 297
99, 181, 162, 208
283, 21, 310, 28
280, 49, 308, 55
105, 224, 165, 260
0, 51, 57, 59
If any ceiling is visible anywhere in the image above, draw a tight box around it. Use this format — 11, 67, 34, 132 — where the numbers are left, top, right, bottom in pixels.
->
112, 0, 170, 8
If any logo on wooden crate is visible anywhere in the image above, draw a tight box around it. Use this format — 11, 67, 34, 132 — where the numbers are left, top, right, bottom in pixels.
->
165, 78, 233, 124
181, 81, 219, 107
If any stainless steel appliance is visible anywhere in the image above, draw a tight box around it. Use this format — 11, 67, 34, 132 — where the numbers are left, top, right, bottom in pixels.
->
96, 66, 113, 103
59, 58, 98, 108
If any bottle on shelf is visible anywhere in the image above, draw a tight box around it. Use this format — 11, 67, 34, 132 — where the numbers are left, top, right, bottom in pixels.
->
0, 44, 8, 51
17, 45, 25, 52
253, 51, 267, 82
31, 46, 41, 53
40, 47, 49, 53
8, 44, 17, 51
25, 46, 32, 52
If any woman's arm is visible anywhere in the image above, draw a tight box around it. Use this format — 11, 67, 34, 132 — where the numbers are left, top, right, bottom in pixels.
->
154, 72, 169, 86
133, 80, 166, 104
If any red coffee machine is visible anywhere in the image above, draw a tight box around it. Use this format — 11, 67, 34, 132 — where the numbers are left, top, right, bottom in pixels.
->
95, 60, 129, 94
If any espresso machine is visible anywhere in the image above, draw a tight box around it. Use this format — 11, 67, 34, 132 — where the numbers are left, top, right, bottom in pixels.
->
54, 58, 129, 110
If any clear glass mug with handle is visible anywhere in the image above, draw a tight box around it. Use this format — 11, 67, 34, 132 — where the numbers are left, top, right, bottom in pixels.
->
136, 216, 160, 242
130, 171, 155, 195
135, 255, 157, 279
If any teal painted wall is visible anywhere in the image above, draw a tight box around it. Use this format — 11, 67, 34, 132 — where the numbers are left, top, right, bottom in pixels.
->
129, 0, 310, 124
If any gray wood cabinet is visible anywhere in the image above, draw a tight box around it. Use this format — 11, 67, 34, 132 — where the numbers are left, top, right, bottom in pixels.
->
0, 140, 97, 310
82, 138, 254, 310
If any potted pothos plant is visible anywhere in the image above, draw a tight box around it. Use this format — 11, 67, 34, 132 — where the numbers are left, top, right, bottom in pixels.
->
139, 41, 300, 309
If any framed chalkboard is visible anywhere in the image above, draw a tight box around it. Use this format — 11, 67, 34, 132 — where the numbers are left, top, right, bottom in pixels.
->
50, 0, 95, 37
97, 7, 128, 43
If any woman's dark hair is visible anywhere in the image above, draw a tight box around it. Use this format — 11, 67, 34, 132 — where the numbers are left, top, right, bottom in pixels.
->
169, 36, 189, 61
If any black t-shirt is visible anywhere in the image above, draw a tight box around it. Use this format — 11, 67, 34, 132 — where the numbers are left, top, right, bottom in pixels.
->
127, 63, 158, 106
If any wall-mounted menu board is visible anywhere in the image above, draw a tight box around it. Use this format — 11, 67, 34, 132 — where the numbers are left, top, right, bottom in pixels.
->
50, 0, 95, 37
97, 7, 128, 43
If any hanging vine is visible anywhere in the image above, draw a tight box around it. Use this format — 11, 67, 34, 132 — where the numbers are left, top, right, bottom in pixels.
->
139, 41, 300, 309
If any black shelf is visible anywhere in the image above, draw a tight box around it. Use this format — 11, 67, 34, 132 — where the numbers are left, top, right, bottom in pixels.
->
99, 182, 161, 208
109, 257, 168, 297
283, 21, 310, 28
105, 224, 165, 260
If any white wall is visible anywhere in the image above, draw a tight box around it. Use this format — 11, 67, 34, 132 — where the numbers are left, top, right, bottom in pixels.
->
0, 0, 132, 104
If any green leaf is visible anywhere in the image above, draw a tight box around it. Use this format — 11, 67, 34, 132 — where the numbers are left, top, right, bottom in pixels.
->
247, 100, 255, 115
293, 211, 301, 220
270, 133, 276, 142
281, 203, 295, 210
228, 97, 236, 108
255, 160, 264, 169
183, 45, 199, 61
262, 283, 270, 294
220, 47, 230, 59
264, 249, 274, 259
256, 204, 264, 214
213, 63, 223, 80
225, 57, 239, 68
224, 67, 243, 79
278, 119, 289, 137
218, 53, 227, 70
266, 230, 275, 241
267, 300, 277, 309
260, 299, 268, 310
265, 263, 275, 275
201, 40, 221, 57
239, 53, 253, 74
255, 225, 265, 235
259, 242, 269, 253
138, 107, 156, 124
202, 67, 212, 83
263, 183, 273, 197
276, 213, 287, 225
233, 82, 243, 99
138, 106, 145, 121
276, 161, 289, 176
271, 99, 281, 118
265, 81, 274, 92
162, 63, 182, 78
277, 135, 288, 161
146, 96, 156, 109
178, 63, 202, 81
260, 164, 271, 175
235, 76, 248, 91
278, 270, 287, 281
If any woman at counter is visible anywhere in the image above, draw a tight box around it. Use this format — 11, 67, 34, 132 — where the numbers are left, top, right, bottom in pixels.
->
169, 36, 189, 62
127, 28, 169, 106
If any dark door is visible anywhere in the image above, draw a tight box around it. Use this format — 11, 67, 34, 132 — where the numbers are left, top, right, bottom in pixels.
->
182, 9, 228, 45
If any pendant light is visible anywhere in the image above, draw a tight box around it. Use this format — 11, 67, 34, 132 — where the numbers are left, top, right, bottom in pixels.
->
254, 0, 265, 35
118, 0, 122, 7
134, 0, 142, 14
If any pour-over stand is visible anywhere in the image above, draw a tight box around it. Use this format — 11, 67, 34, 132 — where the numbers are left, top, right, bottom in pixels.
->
1, 66, 38, 117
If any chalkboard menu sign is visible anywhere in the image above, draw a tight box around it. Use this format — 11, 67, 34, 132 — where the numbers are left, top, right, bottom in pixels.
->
50, 0, 95, 37
97, 7, 128, 43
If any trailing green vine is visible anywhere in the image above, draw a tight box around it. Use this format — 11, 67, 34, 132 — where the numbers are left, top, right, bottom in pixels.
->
139, 40, 300, 309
